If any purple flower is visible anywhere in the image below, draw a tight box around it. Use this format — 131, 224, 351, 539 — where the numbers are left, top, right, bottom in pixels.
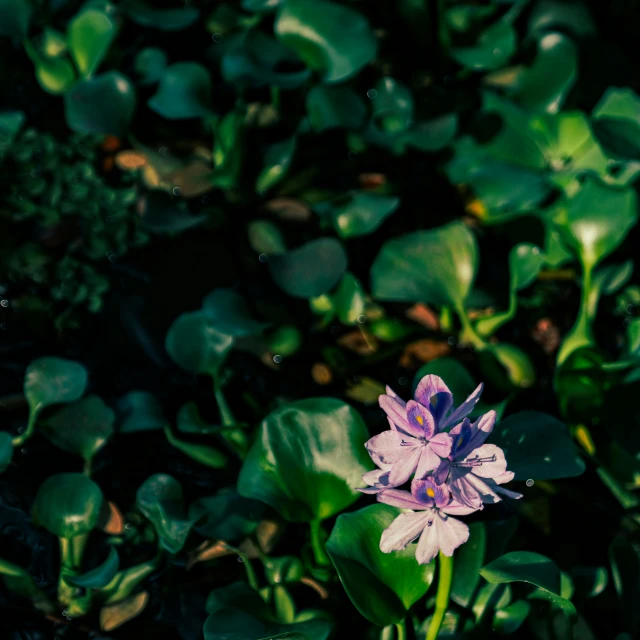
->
434, 412, 522, 508
358, 460, 393, 494
377, 479, 478, 564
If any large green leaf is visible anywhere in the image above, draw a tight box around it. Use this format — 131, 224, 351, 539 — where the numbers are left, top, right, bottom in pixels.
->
42, 395, 115, 461
490, 411, 585, 480
237, 398, 372, 522
64, 72, 136, 136
148, 63, 212, 119
67, 9, 117, 78
68, 547, 119, 589
33, 473, 103, 539
329, 192, 400, 239
592, 87, 640, 159
326, 504, 435, 626
24, 357, 88, 413
269, 238, 348, 299
451, 523, 486, 608
202, 289, 268, 337
165, 310, 233, 376
371, 221, 478, 308
125, 0, 199, 30
0, 432, 13, 473
136, 474, 193, 554
274, 0, 377, 83
0, 0, 33, 38
481, 551, 576, 616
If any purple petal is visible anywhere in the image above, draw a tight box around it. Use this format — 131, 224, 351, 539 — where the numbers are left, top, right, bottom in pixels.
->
441, 382, 484, 429
377, 488, 429, 510
456, 411, 496, 459
433, 512, 470, 557
414, 375, 453, 425
448, 418, 472, 458
385, 386, 406, 407
387, 417, 397, 431
434, 459, 450, 485
388, 447, 422, 486
412, 478, 450, 508
492, 483, 523, 500
465, 472, 503, 505
406, 400, 436, 439
366, 430, 417, 465
449, 472, 484, 509
380, 511, 430, 553
362, 468, 390, 486
379, 395, 424, 438
429, 432, 453, 458
414, 514, 440, 565
464, 444, 507, 479
442, 500, 482, 516
415, 445, 442, 479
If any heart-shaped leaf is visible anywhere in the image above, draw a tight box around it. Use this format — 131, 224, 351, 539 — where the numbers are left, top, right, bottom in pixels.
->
333, 273, 365, 325
274, 0, 377, 83
451, 523, 486, 608
326, 504, 435, 626
329, 192, 400, 239
510, 243, 545, 291
371, 221, 478, 308
67, 9, 117, 78
165, 310, 234, 376
148, 62, 212, 119
136, 474, 193, 554
125, 0, 199, 30
202, 289, 268, 337
68, 547, 119, 588
42, 395, 115, 461
0, 432, 13, 473
489, 411, 585, 480
24, 41, 76, 95
306, 85, 366, 131
33, 473, 103, 539
269, 238, 348, 299
65, 72, 136, 136
451, 21, 516, 71
238, 398, 372, 521
117, 391, 166, 433
24, 357, 88, 413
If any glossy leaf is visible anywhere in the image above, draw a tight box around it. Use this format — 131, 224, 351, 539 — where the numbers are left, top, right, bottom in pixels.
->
0, 0, 33, 38
136, 474, 193, 553
68, 547, 119, 588
42, 395, 115, 461
256, 137, 297, 193
330, 192, 400, 239
326, 504, 435, 626
0, 432, 13, 473
165, 310, 234, 376
306, 86, 366, 131
125, 0, 199, 30
24, 357, 88, 413
148, 63, 212, 119
33, 473, 103, 538
269, 238, 348, 299
511, 243, 545, 291
334, 273, 365, 325
211, 108, 245, 189
451, 523, 486, 608
371, 221, 478, 307
164, 426, 227, 469
451, 21, 516, 71
67, 9, 117, 78
117, 391, 166, 433
493, 600, 531, 634
24, 41, 76, 95
274, 0, 377, 83
238, 398, 372, 521
592, 87, 640, 159
202, 288, 268, 337
490, 411, 585, 480
65, 72, 136, 136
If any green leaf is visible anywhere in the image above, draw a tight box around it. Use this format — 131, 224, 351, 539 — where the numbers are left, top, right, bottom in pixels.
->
202, 288, 268, 337
493, 600, 531, 634
125, 0, 199, 30
33, 473, 103, 539
371, 78, 413, 134
510, 243, 545, 291
211, 108, 245, 189
67, 9, 117, 78
306, 85, 366, 131
238, 398, 372, 522
117, 391, 166, 433
139, 190, 207, 234
24, 357, 88, 413
24, 41, 76, 95
189, 490, 264, 542
333, 273, 365, 325
371, 221, 478, 308
404, 113, 458, 152
274, 0, 377, 83
68, 548, 119, 589
481, 551, 576, 617
0, 0, 33, 38
148, 62, 212, 119
269, 238, 348, 299
527, 0, 596, 38
248, 220, 287, 256
0, 432, 13, 473
136, 474, 193, 554
490, 411, 585, 480
556, 177, 637, 268
165, 310, 234, 376
177, 402, 218, 434
42, 395, 115, 461
256, 137, 297, 193
164, 426, 227, 469
134, 47, 167, 85
329, 192, 400, 239
64, 72, 136, 136
267, 325, 302, 356
481, 342, 537, 390
451, 21, 516, 71
206, 581, 269, 616
451, 523, 486, 608
326, 504, 435, 626
592, 87, 640, 159
265, 555, 305, 585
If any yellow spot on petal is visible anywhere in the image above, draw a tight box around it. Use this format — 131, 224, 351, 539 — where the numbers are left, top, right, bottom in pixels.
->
416, 415, 424, 426
426, 487, 435, 498
457, 436, 464, 448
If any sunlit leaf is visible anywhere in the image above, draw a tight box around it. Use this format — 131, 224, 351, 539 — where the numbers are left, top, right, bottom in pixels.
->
100, 591, 149, 631
328, 192, 400, 239
68, 547, 119, 588
256, 137, 297, 193
67, 9, 117, 78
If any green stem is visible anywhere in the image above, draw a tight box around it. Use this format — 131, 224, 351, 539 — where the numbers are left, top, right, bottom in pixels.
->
454, 304, 488, 350
426, 552, 454, 640
212, 374, 248, 458
12, 408, 39, 447
83, 458, 92, 477
237, 550, 259, 591
212, 374, 235, 427
395, 620, 407, 640
309, 520, 330, 567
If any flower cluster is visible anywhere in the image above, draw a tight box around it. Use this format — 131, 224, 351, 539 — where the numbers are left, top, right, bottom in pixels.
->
359, 374, 522, 564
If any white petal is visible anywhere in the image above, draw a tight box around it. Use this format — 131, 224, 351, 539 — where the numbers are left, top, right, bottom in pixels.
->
380, 511, 430, 553
435, 512, 470, 556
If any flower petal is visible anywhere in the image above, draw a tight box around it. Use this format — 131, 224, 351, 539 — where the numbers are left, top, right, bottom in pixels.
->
465, 472, 503, 505
493, 471, 515, 485
441, 382, 484, 429
434, 512, 470, 557
429, 432, 453, 458
385, 386, 407, 407
414, 514, 440, 565
412, 478, 449, 508
379, 395, 423, 438
449, 472, 484, 509
456, 411, 496, 459
464, 444, 508, 479
380, 511, 431, 553
406, 400, 436, 439
362, 468, 390, 486
414, 375, 453, 425
434, 459, 450, 485
442, 501, 482, 516
415, 445, 442, 479
366, 430, 417, 465
377, 488, 429, 510
388, 446, 422, 486
493, 483, 523, 500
